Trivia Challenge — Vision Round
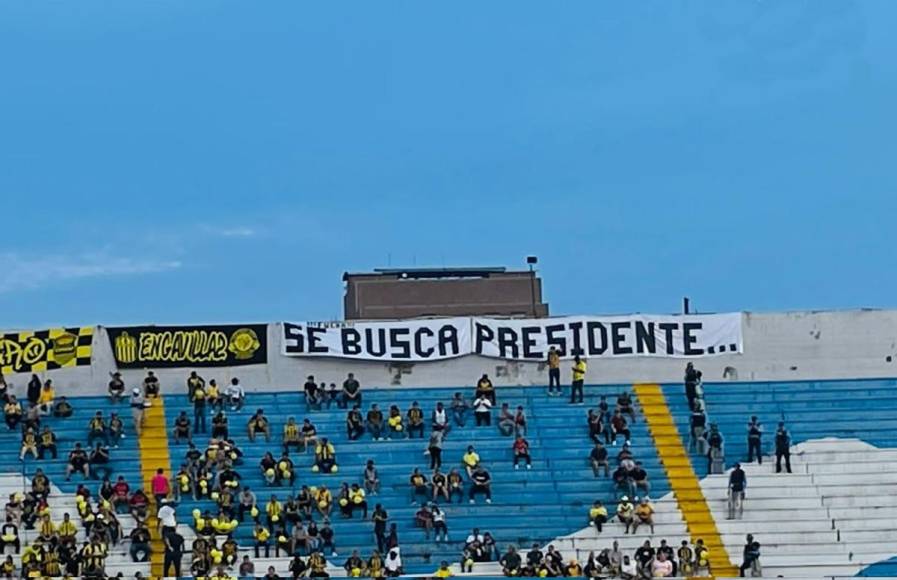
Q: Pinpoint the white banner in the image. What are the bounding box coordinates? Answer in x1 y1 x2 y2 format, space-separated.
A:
472 313 743 360
281 318 471 361
281 313 743 361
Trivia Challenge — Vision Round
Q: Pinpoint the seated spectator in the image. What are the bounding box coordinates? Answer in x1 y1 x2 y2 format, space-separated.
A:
109 412 124 448
367 404 385 441
0 516 19 555
173 412 192 444
314 438 338 474
611 411 631 446
619 555 637 579
37 380 55 414
590 442 609 478
129 488 150 523
364 459 380 496
473 394 493 427
589 500 608 532
87 412 110 447
253 522 271 558
415 503 433 538
448 468 464 503
497 403 515 435
565 559 582 576
462 446 480 477
348 483 367 519
65 444 90 481
277 452 295 486
52 396 73 418
108 372 125 403
468 466 492 504
384 547 402 578
313 486 332 517
112 476 130 512
500 546 522 576
514 406 527 436
523 544 542 575
432 468 449 502
282 417 303 452
431 504 448 542
632 461 650 496
512 436 532 469
387 405 404 439
129 522 151 562
635 540 655 577
219 378 242 411
303 375 321 410
694 539 710 575
211 411 228 440
143 371 160 398
616 391 636 423
432 402 450 434
588 409 604 443
89 443 113 481
632 498 655 534
613 464 635 498
347 405 365 440
19 428 38 461
407 402 425 439
475 374 496 405
341 373 362 409
409 468 429 504
450 392 468 427
247 409 271 442
616 496 634 534
3 396 22 430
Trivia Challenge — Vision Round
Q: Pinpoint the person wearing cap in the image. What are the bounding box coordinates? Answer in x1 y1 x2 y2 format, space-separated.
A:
130 387 146 436
108 372 125 403
728 463 747 520
631 498 655 534
616 496 634 534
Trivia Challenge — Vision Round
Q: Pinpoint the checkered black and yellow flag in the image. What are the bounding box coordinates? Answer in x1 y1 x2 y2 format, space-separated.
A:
0 327 94 374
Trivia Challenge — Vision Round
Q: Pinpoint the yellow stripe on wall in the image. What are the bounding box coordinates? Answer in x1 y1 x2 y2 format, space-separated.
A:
634 383 737 577
137 395 172 578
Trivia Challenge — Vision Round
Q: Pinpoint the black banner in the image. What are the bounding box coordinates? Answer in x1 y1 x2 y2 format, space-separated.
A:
108 324 267 368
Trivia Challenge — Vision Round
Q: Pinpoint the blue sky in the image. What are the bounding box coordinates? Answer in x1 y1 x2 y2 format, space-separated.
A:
1 1 895 327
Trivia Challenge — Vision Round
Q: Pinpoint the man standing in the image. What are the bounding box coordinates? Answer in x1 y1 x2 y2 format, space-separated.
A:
775 422 792 474
728 463 746 520
684 363 701 410
342 373 362 409
547 347 561 396
747 417 763 464
163 528 184 578
130 388 146 437
570 355 586 404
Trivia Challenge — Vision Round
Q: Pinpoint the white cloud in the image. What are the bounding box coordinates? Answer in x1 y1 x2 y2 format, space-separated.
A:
200 225 256 238
0 252 182 294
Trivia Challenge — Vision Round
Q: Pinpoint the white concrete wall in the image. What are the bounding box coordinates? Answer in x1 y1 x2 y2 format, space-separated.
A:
3 309 897 396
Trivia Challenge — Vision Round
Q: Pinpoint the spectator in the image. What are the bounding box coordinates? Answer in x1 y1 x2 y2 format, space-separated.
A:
450 393 468 427
653 552 674 577
632 461 650 496
211 410 228 439
89 442 112 480
407 402 425 439
690 400 707 453
65 444 90 481
87 412 109 447
571 355 586 404
325 382 339 408
462 446 480 477
512 436 532 469
677 541 694 577
372 504 389 553
514 406 527 436
38 426 57 460
387 405 404 440
500 546 522 576
364 460 380 495
565 559 582 576
409 469 429 505
187 371 205 399
3 396 22 430
615 391 636 423
468 466 492 504
547 346 561 395
143 371 160 398
414 503 433 538
108 372 125 403
634 540 655 577
775 422 792 474
347 406 365 440
19 428 38 460
448 468 464 504
172 411 192 444
631 498 655 534
248 409 271 442
163 529 184 577
497 403 515 435
129 522 151 562
109 412 124 447
432 402 450 434
616 496 634 534
224 378 245 411
385 547 402 577
0 373 6 403
191 381 208 434
587 409 603 443
152 468 171 504
367 404 385 441
313 438 337 474
342 373 362 408
473 394 493 427
475 374 496 405
26 375 41 407
52 396 73 418
589 500 608 532
130 388 146 437
728 463 747 520
434 560 452 578
430 504 448 542
348 483 367 519
430 468 449 502
740 535 761 577
239 555 255 578
694 539 710 576
707 423 725 474
747 416 763 464
684 362 701 411
282 417 303 452
303 375 320 411
611 411 631 446
590 441 609 477
428 430 444 470
253 522 271 557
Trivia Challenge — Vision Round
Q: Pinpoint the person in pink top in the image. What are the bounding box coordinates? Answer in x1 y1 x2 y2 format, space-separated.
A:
651 552 673 577
152 468 171 504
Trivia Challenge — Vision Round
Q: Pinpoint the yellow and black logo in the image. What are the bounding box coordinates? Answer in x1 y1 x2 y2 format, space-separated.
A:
228 328 261 360
51 333 78 365
115 332 138 364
